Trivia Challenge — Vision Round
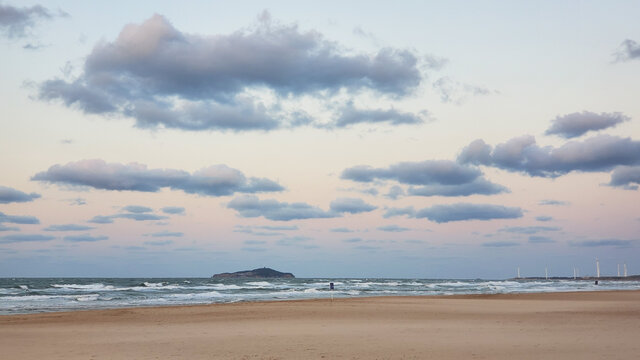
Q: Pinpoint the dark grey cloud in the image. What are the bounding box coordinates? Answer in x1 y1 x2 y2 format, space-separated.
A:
528 236 555 244
535 216 553 222
330 227 354 233
329 198 377 214
38 13 422 132
342 238 362 243
0 3 58 38
377 225 410 232
482 241 520 247
0 186 41 204
614 39 640 62
44 224 94 231
415 203 523 223
499 226 560 235
122 205 153 213
382 206 416 218
545 111 630 139
0 211 39 225
0 234 55 243
333 103 427 128
144 240 173 246
458 135 640 177
227 195 337 221
32 159 284 196
538 199 569 206
342 160 506 197
63 234 108 242
147 231 183 238
0 225 19 231
161 206 185 215
570 239 636 247
608 166 640 190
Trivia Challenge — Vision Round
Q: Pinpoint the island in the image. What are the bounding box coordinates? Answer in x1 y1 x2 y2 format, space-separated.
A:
212 267 295 279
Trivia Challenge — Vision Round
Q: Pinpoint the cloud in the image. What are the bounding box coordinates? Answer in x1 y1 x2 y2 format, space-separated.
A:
63 234 108 242
115 213 168 221
383 206 416 218
44 224 94 231
342 238 362 243
244 240 267 245
0 211 39 225
333 103 427 128
144 240 173 246
385 185 405 200
538 199 569 206
528 236 555 243
0 186 41 204
499 226 560 235
87 215 114 224
0 234 55 243
37 13 422 132
377 225 410 232
147 231 183 237
66 197 87 206
122 205 153 213
342 160 480 184
535 216 553 222
613 39 640 62
88 212 168 223
227 195 337 221
458 135 640 177
545 111 630 139
32 159 284 196
276 235 313 247
482 241 520 247
608 166 640 190
0 3 59 38
330 227 354 233
570 239 636 247
242 247 268 252
415 203 523 223
432 77 495 104
406 179 508 197
161 206 185 215
0 225 19 231
256 225 298 231
329 197 377 214
342 160 506 197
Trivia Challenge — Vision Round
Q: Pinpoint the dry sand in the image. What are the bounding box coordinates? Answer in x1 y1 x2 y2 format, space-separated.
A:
1 290 639 359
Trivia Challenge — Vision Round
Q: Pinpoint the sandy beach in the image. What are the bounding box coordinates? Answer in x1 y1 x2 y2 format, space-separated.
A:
1 290 639 359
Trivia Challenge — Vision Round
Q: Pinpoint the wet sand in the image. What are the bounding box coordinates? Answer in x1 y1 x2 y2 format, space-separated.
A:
1 290 639 359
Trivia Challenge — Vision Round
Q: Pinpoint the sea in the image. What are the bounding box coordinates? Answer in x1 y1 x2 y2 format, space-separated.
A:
2 277 640 315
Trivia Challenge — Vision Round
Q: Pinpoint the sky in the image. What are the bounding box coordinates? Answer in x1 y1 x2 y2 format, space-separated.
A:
1 0 639 278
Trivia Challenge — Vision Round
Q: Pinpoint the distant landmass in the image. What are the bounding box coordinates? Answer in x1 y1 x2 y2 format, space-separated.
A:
212 267 295 279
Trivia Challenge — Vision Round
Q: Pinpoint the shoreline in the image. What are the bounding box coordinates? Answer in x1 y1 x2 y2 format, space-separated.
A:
3 286 640 317
2 290 640 359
